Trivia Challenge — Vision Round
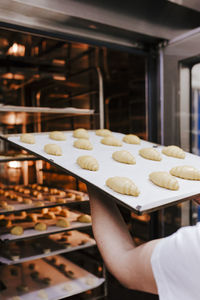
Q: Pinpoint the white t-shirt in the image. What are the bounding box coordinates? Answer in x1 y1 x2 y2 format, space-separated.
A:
151 223 200 300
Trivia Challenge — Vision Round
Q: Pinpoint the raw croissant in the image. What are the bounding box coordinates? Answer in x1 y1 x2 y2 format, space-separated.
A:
112 150 136 164
101 136 122 147
106 176 140 196
95 129 112 137
162 145 185 159
170 165 200 180
73 128 89 139
123 134 140 144
77 155 99 171
73 139 93 150
139 148 162 161
149 171 179 190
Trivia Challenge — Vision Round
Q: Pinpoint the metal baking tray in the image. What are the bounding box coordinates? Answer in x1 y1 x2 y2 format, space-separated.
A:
0 211 91 242
1 131 200 214
0 256 104 299
0 231 96 265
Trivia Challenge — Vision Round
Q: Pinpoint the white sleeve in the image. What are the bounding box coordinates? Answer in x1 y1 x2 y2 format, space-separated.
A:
151 223 200 300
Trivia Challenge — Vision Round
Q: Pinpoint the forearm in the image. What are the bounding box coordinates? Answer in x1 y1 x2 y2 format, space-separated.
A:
88 185 159 293
88 186 135 282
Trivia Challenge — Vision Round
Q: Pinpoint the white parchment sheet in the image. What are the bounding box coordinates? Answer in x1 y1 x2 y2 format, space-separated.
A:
6 131 200 213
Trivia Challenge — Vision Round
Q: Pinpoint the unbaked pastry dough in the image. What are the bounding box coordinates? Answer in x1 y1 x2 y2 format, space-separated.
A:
106 176 140 196
73 139 93 150
11 226 24 236
20 133 35 144
149 171 179 190
170 165 200 180
44 144 62 156
77 214 91 223
35 223 47 231
112 150 136 164
101 136 122 147
37 290 48 299
73 128 89 139
56 218 70 228
123 134 140 144
49 131 66 141
162 145 185 159
139 148 162 161
95 129 112 137
77 155 99 171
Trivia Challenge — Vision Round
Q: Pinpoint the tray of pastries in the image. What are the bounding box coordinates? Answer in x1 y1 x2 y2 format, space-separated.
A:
2 130 200 213
0 231 96 264
0 255 105 299
0 207 92 242
0 183 88 214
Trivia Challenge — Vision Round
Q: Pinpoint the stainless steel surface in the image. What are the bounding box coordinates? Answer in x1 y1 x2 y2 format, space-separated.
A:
0 0 200 46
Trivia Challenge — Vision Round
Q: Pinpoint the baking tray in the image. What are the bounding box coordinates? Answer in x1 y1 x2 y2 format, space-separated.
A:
1 131 200 214
0 256 104 300
0 211 92 242
0 231 96 265
0 187 88 215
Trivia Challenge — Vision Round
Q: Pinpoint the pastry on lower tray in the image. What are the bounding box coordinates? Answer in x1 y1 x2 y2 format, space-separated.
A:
59 209 69 217
42 212 56 219
35 222 47 231
0 201 8 209
44 144 62 156
24 198 32 204
149 171 179 190
16 196 23 203
26 213 38 222
49 195 56 202
106 176 140 196
56 198 67 204
50 206 62 213
34 201 44 207
12 296 22 300
10 226 24 236
56 218 70 228
0 218 12 227
77 214 91 223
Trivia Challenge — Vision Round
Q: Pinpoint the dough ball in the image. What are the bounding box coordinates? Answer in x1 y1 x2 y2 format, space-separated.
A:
56 218 70 228
11 226 24 236
77 214 91 223
95 129 112 137
44 144 62 156
170 165 200 180
35 222 47 231
49 131 66 141
73 128 89 139
139 148 162 161
20 133 35 144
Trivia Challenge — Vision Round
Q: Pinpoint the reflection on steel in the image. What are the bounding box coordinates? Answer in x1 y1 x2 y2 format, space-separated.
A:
96 67 104 129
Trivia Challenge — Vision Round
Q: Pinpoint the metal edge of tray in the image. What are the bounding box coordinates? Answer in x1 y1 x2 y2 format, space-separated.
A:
0 223 92 243
0 198 89 216
1 134 198 215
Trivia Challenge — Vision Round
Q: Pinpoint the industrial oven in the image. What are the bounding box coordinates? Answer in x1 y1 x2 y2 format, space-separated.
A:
0 1 200 299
